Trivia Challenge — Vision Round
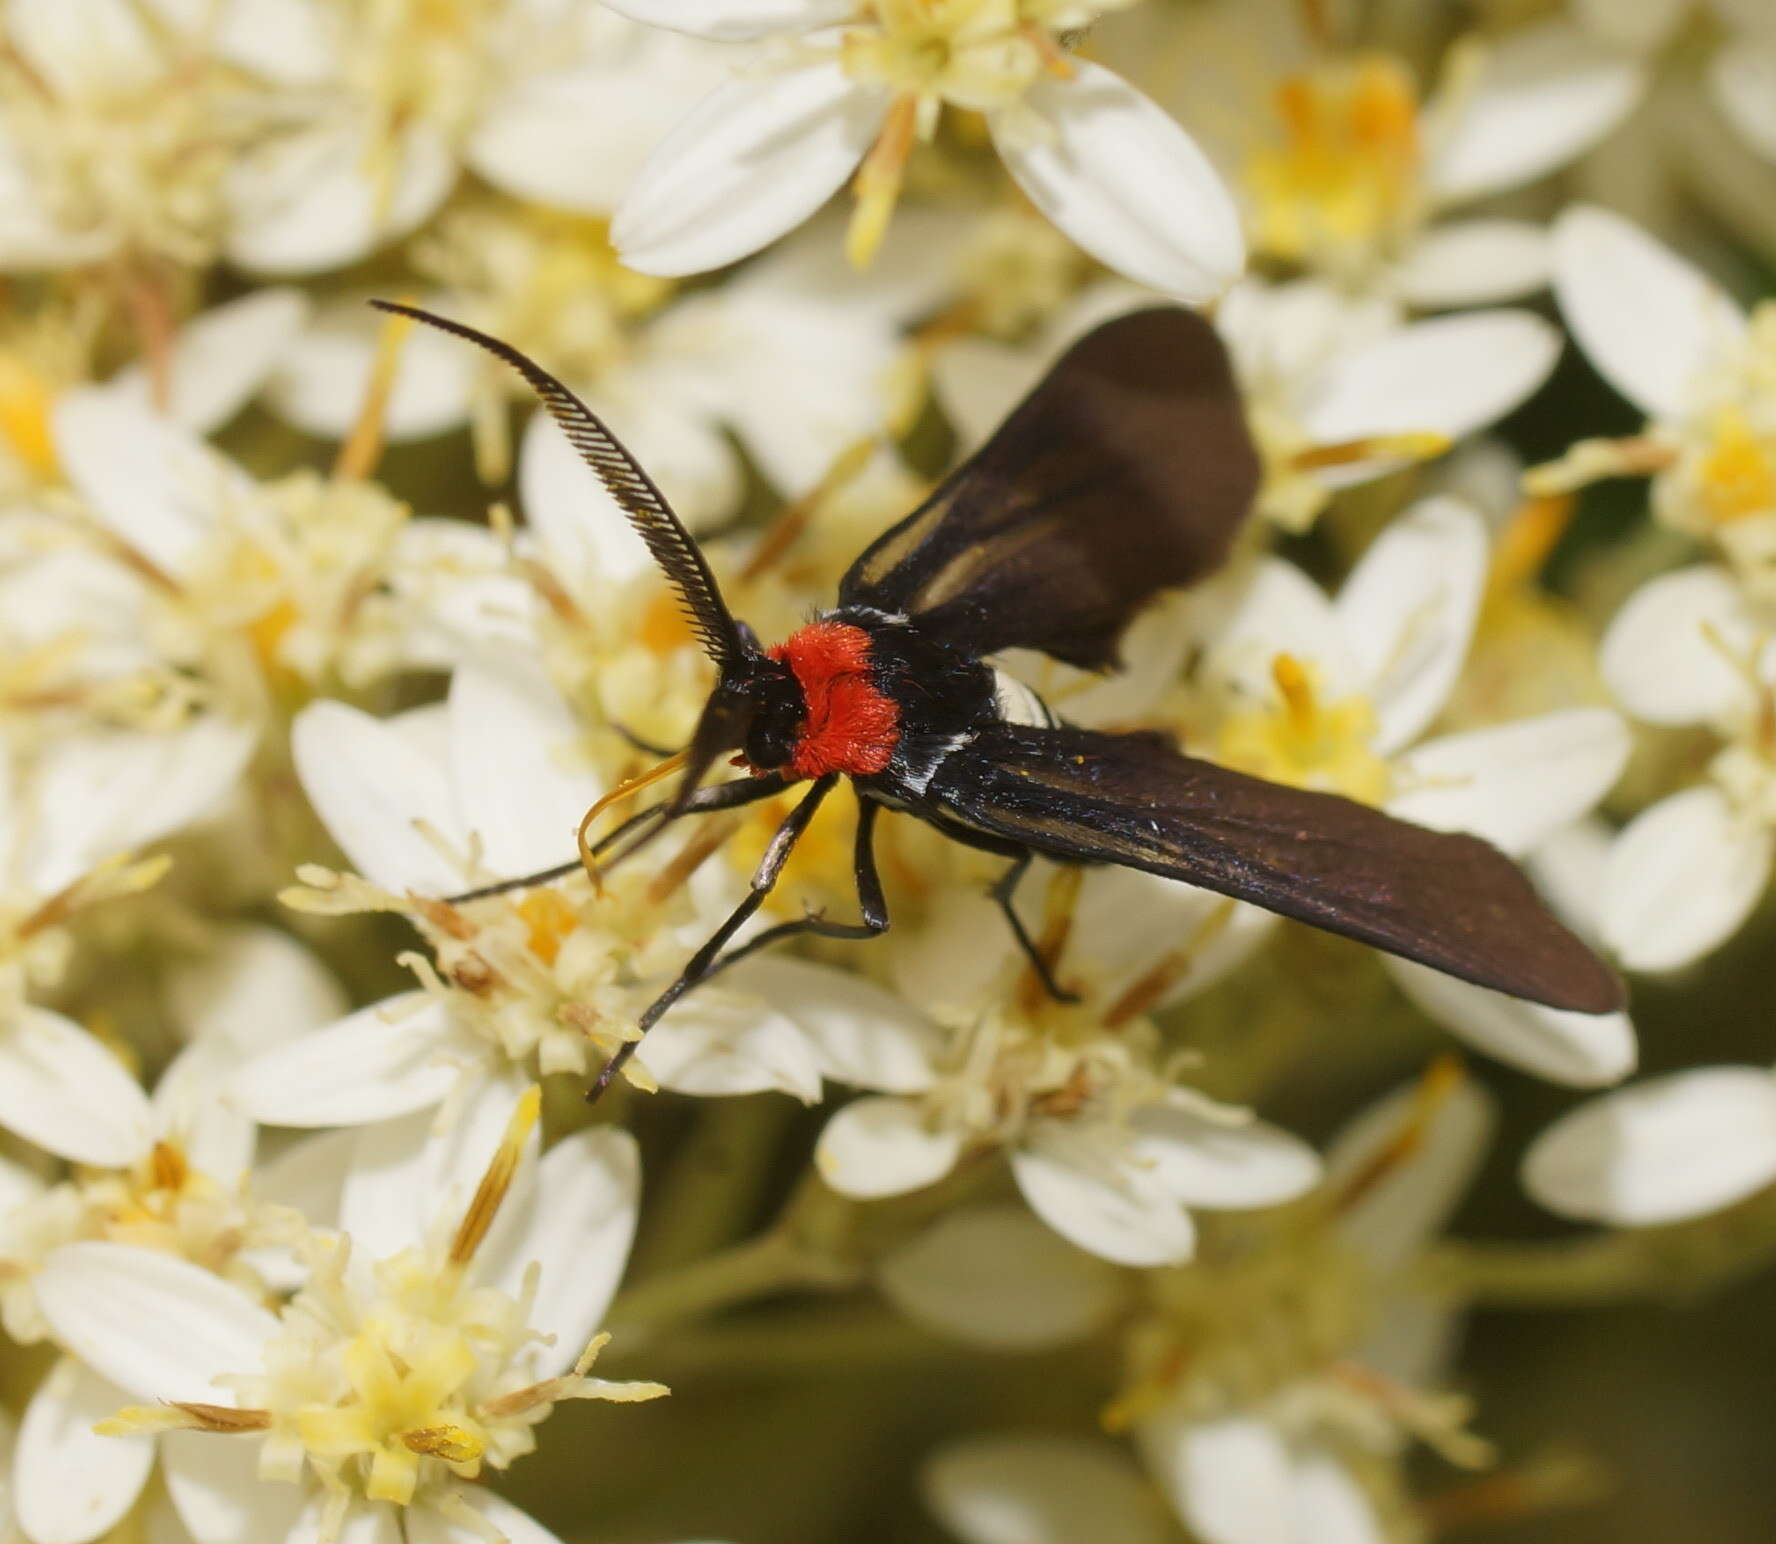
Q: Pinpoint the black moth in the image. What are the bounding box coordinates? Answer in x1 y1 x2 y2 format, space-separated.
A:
372 300 1624 1100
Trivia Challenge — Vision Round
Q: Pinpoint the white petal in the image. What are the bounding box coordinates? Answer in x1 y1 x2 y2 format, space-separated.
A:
878 1206 1124 1351
993 62 1243 302
22 719 255 894
407 1490 566 1544
1202 558 1351 703
517 389 736 583
145 0 336 83
1334 497 1486 754
1066 865 1274 1011
1602 786 1773 971
1551 205 1744 418
923 1435 1170 1544
338 1069 533 1261
1395 219 1552 308
0 126 115 268
1385 957 1636 1087
153 1043 255 1182
1010 1122 1195 1268
1527 818 1614 941
286 1497 403 1544
613 64 886 276
649 286 897 493
225 119 455 275
1139 1412 1293 1544
9 0 158 94
1710 40 1776 164
1573 0 1686 50
1387 709 1630 855
111 289 309 432
1301 312 1559 477
1130 1106 1321 1209
447 660 602 879
16 1360 154 1544
52 390 246 579
1525 1066 1776 1225
1326 1076 1496 1270
491 1127 639 1372
468 35 732 213
1599 565 1764 726
266 298 477 441
0 1008 151 1167
35 1243 277 1402
291 700 463 894
167 924 348 1055
227 994 463 1127
1428 22 1644 203
601 0 850 38
733 956 938 1093
815 1096 963 1199
162 1429 306 1544
1290 1447 1385 1544
641 986 825 1102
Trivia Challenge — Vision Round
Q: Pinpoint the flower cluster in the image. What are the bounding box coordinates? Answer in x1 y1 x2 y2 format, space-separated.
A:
2 0 1774 1541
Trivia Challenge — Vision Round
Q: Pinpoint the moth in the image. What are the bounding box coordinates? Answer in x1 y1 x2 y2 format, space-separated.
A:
372 300 1623 1098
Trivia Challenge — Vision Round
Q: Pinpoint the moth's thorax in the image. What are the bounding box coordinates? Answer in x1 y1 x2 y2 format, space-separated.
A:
763 618 901 780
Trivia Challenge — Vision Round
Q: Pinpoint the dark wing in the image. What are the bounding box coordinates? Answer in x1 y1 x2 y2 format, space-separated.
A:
925 725 1624 1014
840 306 1257 668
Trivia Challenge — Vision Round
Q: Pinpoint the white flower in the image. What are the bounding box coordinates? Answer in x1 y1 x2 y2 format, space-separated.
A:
241 660 923 1118
607 0 1245 298
924 1434 1174 1544
1536 205 1776 595
29 1086 660 1544
1188 497 1634 1083
45 378 471 731
0 721 255 1032
268 217 911 512
196 1 727 275
1524 1063 1776 1227
0 0 284 271
932 279 1562 531
1590 563 1776 970
1568 0 1776 165
813 863 1318 1267
1112 5 1642 303
1131 1071 1498 1544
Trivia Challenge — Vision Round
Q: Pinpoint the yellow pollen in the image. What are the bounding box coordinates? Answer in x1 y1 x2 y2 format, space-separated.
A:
0 354 59 479
245 599 299 672
1247 54 1423 270
146 1140 189 1194
1695 407 1776 526
1216 655 1392 804
517 888 578 966
638 590 694 656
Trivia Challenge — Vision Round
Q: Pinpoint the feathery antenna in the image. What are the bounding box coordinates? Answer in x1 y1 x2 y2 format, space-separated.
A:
368 300 745 670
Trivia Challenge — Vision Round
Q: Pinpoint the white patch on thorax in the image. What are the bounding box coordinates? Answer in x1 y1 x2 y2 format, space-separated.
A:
992 669 1056 729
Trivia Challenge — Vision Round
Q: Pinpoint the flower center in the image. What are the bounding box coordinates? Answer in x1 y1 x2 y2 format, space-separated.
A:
1246 55 1423 274
1214 654 1393 804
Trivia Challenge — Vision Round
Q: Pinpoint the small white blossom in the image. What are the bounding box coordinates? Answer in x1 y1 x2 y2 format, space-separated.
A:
607 0 1245 298
31 1087 661 1544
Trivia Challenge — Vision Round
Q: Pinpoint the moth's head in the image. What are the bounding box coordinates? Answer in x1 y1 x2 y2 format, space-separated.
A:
672 636 804 801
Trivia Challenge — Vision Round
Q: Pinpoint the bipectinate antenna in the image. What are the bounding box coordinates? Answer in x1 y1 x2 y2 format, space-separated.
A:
368 300 746 672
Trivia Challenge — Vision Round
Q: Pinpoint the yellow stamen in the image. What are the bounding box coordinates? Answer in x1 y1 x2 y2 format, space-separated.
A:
517 888 578 966
1487 494 1573 601
1695 406 1776 525
1522 435 1675 497
638 588 695 655
448 1084 541 1266
1018 865 1082 1013
0 353 59 479
1291 430 1450 470
333 299 417 483
741 436 880 584
1272 652 1317 734
1328 1054 1464 1216
847 92 920 270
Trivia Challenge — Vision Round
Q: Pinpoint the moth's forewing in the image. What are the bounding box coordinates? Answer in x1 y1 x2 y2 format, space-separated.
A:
925 724 1624 1014
840 306 1259 668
